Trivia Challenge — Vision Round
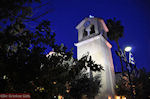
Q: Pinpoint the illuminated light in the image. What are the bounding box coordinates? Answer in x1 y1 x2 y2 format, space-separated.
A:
58 95 64 99
37 87 40 89
122 96 126 99
124 46 132 52
132 85 135 87
115 96 120 99
116 85 119 88
41 87 44 90
53 81 56 84
3 75 6 79
66 89 70 93
133 90 136 95
39 88 42 91
108 96 112 99
58 95 62 99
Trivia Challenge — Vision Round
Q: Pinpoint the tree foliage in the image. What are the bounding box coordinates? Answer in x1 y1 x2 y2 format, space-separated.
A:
0 20 55 93
106 18 124 44
0 0 40 22
0 1 103 99
106 18 124 72
115 68 150 99
0 20 103 97
70 75 101 99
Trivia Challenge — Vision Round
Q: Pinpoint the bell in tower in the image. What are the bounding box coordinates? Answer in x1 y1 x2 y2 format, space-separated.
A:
75 17 115 99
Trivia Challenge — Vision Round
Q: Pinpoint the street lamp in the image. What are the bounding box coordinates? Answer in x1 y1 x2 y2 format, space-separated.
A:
124 46 135 99
115 46 132 72
124 46 132 52
116 46 135 99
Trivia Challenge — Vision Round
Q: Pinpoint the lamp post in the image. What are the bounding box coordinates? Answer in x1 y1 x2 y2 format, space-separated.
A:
116 46 135 99
124 46 132 52
124 46 135 99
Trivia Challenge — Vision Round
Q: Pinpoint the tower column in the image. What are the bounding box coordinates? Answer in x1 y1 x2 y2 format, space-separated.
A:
86 28 91 35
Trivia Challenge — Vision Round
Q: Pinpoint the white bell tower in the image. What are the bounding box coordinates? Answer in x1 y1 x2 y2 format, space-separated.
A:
75 17 115 99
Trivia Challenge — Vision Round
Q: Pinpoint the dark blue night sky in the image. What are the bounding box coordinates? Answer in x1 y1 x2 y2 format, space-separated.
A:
38 0 150 71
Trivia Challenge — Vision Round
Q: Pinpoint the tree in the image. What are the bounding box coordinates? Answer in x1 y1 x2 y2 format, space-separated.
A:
70 75 101 99
132 69 150 99
0 0 40 22
32 48 103 99
0 1 103 99
0 0 52 29
106 18 124 72
0 1 54 93
115 68 150 99
0 20 55 93
115 72 131 99
0 18 102 99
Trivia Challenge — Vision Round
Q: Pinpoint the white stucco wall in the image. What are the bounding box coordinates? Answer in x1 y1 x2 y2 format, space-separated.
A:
75 34 115 99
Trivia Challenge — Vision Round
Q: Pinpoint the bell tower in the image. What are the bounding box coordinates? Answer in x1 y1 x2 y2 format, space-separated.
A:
75 17 115 99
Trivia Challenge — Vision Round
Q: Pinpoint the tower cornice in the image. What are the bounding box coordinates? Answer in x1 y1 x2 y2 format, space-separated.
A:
74 34 112 48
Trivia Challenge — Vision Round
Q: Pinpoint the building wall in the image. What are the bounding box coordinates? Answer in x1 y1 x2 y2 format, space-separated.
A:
75 34 115 99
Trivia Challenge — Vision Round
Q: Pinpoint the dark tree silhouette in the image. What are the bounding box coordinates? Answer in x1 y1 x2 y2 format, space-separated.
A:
106 18 124 72
0 0 40 21
0 20 55 93
115 68 150 99
0 1 103 99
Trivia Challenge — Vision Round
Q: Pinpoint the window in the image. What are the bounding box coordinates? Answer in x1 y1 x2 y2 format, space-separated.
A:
83 29 88 37
90 25 95 34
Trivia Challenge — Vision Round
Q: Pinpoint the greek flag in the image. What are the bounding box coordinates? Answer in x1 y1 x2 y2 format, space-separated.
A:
119 49 127 62
129 52 135 65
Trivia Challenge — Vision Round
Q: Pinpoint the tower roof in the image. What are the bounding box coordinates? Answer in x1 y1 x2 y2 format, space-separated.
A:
76 17 109 32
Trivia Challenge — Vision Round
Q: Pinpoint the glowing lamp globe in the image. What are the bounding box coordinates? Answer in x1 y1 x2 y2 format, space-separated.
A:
124 46 132 52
